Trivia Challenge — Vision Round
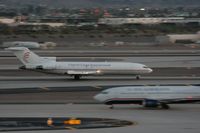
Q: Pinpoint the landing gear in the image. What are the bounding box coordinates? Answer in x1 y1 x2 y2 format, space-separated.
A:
161 104 170 109
109 105 114 109
136 75 140 80
74 75 81 80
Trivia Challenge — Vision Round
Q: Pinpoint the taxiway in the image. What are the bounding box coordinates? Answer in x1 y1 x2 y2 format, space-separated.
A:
0 46 200 133
0 104 199 133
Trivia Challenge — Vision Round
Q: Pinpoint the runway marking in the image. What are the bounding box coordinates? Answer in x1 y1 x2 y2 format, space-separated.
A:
92 86 102 89
40 87 50 91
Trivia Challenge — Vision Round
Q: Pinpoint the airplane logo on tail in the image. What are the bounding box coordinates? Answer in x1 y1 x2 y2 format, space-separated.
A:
23 50 30 63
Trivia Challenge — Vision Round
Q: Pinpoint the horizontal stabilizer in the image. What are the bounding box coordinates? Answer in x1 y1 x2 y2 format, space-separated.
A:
5 47 27 51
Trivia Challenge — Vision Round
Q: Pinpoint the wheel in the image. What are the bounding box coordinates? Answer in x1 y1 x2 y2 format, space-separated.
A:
109 105 114 109
74 75 80 80
161 104 170 109
136 75 140 80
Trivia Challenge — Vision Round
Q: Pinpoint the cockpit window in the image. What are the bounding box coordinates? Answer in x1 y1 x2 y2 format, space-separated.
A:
143 66 148 68
101 91 108 94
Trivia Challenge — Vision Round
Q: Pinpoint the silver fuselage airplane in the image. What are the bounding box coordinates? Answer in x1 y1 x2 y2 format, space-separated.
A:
94 85 200 109
6 47 152 80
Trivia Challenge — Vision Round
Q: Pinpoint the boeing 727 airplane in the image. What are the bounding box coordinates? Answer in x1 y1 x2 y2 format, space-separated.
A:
6 47 152 80
94 85 200 109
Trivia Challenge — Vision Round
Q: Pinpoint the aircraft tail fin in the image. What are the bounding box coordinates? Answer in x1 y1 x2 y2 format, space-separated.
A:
5 47 51 65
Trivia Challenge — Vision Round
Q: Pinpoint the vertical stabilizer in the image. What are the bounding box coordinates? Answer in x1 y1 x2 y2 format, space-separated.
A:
5 47 44 65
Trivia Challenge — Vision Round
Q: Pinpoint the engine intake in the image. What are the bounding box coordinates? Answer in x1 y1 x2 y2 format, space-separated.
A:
143 99 159 108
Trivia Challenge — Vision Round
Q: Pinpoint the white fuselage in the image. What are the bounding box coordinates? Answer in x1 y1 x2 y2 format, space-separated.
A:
31 61 152 75
5 47 152 78
94 86 200 105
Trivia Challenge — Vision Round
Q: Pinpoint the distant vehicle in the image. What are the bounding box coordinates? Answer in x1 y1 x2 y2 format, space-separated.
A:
6 47 152 80
94 85 200 109
2 41 56 49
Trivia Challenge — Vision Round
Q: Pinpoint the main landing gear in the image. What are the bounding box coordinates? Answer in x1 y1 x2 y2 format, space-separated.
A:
109 105 114 109
74 75 81 80
161 104 170 109
136 75 140 80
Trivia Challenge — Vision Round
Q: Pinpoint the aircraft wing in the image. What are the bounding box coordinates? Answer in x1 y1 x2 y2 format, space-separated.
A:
160 97 200 104
67 70 101 75
145 97 200 105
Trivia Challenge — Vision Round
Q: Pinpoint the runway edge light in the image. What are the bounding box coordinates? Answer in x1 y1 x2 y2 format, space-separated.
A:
64 118 81 125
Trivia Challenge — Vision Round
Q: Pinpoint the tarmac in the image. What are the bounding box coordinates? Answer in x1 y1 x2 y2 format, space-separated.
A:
0 55 200 68
0 104 200 133
0 43 200 132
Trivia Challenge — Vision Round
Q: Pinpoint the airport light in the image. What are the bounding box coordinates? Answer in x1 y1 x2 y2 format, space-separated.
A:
64 119 81 125
96 70 101 74
47 118 53 126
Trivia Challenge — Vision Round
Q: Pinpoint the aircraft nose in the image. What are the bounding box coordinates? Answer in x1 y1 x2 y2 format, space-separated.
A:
94 94 101 101
94 94 103 102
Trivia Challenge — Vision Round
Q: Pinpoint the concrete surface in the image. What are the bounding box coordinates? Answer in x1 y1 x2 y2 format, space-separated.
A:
0 104 199 133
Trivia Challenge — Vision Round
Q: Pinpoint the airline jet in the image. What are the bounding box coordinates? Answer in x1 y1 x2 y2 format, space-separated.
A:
94 85 200 109
6 47 152 80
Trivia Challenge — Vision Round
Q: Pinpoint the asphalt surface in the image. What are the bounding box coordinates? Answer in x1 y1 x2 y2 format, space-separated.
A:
0 117 133 131
1 50 200 57
1 34 200 51
0 67 199 77
1 56 200 68
0 104 199 133
0 41 200 132
1 76 199 89
0 84 200 104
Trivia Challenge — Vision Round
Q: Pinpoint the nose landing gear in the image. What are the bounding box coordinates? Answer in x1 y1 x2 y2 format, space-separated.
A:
161 104 170 109
74 75 81 80
109 105 114 109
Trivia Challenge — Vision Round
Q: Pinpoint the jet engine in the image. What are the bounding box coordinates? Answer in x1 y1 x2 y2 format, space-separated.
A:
35 64 56 70
142 99 160 108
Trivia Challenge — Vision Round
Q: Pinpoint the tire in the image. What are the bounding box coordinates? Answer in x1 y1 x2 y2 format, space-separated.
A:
161 104 170 109
74 75 80 80
136 75 140 80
